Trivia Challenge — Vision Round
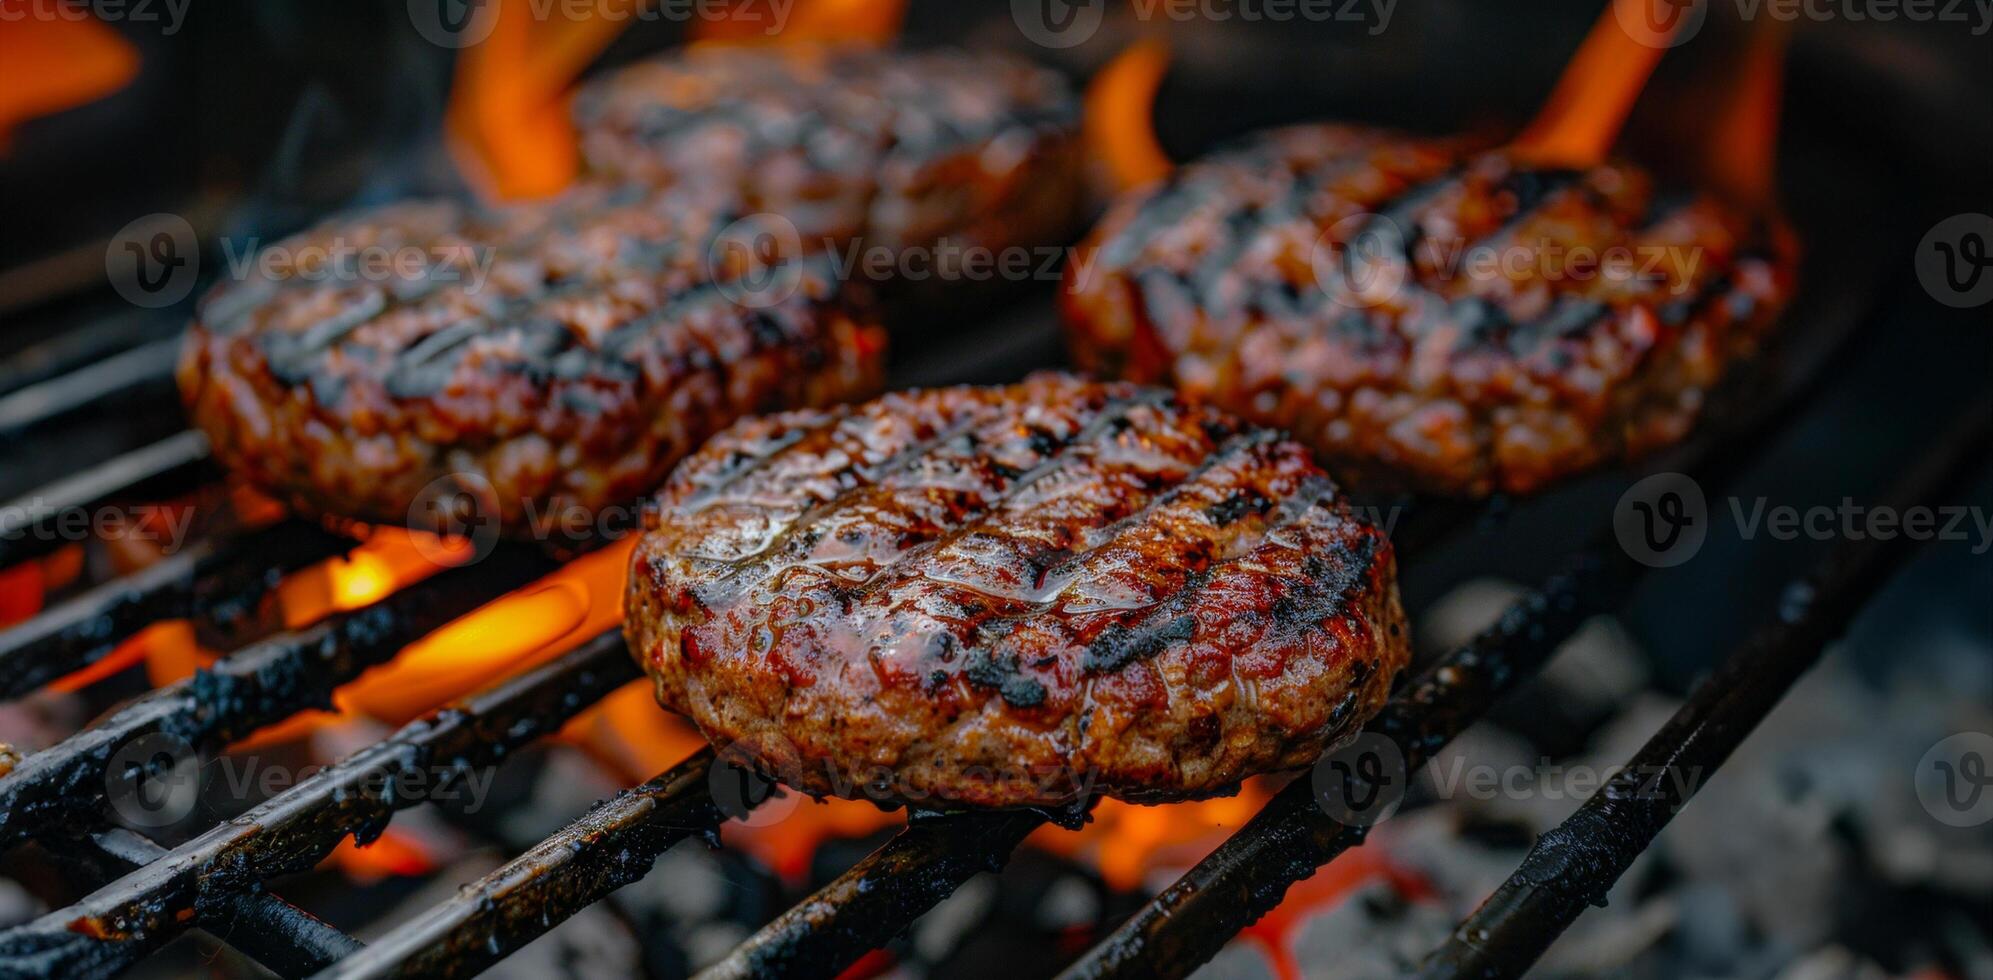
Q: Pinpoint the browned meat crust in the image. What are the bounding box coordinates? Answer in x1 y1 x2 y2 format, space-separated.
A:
1061 124 1795 496
625 374 1408 808
574 44 1086 275
179 183 886 543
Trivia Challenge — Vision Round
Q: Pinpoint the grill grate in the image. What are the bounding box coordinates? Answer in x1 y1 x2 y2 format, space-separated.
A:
0 109 1979 980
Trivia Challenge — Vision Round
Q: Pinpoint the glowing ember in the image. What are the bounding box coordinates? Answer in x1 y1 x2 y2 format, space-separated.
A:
1507 0 1686 168
0 14 138 151
560 678 708 785
277 527 470 629
1084 37 1174 193
722 797 905 886
1032 780 1273 892
333 537 632 724
1236 846 1429 980
322 828 444 882
0 562 41 628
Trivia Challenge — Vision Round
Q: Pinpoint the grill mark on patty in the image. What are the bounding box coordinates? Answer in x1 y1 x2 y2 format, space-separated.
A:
690 399 1040 604
848 390 1172 601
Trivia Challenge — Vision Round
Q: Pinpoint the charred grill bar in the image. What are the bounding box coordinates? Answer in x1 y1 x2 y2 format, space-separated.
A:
314 749 724 980
53 829 363 978
0 630 635 976
1414 398 1993 980
0 519 354 700
0 545 558 853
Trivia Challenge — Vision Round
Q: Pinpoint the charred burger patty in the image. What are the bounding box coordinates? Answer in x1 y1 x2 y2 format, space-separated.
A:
1062 124 1794 496
625 374 1408 808
574 44 1085 266
179 183 885 541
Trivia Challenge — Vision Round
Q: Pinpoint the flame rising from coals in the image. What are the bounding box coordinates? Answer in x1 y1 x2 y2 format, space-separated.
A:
446 0 909 199
1085 37 1174 194
0 13 138 152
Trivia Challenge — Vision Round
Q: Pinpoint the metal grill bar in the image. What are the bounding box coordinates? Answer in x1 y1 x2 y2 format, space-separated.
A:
0 545 557 851
701 809 1050 980
62 828 364 978
0 629 634 977
1414 399 1993 980
0 430 213 570
0 338 180 442
313 749 725 980
0 315 176 401
0 520 353 700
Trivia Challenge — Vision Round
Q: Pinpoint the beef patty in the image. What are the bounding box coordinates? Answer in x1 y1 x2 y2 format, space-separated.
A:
1062 124 1795 496
180 183 886 543
625 374 1408 808
574 44 1085 279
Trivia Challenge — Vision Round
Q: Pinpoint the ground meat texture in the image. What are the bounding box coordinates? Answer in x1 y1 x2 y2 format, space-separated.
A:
1061 124 1795 496
574 44 1085 274
624 374 1408 808
179 183 886 543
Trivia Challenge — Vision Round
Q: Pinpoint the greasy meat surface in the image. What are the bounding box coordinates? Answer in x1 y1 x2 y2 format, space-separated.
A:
180 183 885 542
1062 124 1795 496
626 375 1408 808
575 44 1085 266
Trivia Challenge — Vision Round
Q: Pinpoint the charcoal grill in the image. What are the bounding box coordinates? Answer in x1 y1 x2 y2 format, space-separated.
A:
1 3 1988 978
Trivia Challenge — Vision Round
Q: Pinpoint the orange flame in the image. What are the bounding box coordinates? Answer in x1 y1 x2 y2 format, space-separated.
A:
1084 37 1174 193
1508 0 1685 168
1704 21 1788 209
690 0 907 44
448 0 909 200
446 0 631 200
0 14 138 151
276 527 471 629
330 536 631 725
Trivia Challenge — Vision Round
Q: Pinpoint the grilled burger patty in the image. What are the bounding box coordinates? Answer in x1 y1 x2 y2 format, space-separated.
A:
625 375 1408 808
1062 124 1794 496
574 44 1085 267
180 183 886 541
